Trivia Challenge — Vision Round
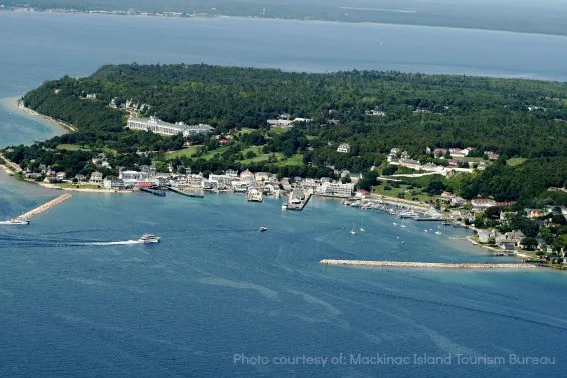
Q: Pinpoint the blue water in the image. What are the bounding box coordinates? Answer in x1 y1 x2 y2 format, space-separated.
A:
1 12 567 376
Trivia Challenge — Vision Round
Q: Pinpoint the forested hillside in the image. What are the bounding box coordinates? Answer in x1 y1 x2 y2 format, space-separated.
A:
9 64 567 204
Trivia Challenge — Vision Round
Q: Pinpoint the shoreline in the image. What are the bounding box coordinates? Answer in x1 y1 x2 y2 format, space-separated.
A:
37 182 133 193
16 99 76 132
2 8 566 40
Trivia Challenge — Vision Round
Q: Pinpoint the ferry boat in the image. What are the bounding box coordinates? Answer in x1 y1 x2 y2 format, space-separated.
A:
5 217 29 225
139 234 160 243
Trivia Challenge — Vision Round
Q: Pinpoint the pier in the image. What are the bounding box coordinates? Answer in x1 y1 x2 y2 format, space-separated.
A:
168 187 204 198
139 187 166 196
319 259 536 270
286 188 312 211
17 193 72 220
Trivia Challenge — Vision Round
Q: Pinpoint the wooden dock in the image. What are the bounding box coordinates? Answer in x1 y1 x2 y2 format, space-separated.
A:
168 187 204 198
18 193 72 220
286 192 312 211
320 259 536 270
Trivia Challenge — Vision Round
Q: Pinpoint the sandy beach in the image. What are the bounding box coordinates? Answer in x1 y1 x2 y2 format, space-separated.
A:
37 182 133 194
16 99 76 132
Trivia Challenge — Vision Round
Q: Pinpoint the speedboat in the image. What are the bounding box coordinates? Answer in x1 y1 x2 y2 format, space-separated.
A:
7 217 29 225
259 227 267 232
139 234 160 243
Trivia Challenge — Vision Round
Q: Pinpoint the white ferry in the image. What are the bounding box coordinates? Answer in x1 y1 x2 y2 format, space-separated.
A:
6 218 29 225
139 234 160 243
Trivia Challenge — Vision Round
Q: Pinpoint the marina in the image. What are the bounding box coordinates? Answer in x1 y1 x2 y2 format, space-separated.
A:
320 259 537 270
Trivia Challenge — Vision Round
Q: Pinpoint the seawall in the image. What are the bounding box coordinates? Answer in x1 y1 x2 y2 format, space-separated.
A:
320 259 536 269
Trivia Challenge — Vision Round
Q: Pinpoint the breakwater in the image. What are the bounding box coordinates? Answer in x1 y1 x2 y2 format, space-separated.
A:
18 193 72 220
319 259 536 269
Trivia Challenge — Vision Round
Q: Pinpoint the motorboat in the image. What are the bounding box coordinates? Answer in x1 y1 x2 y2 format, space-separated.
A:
259 227 267 232
139 234 160 243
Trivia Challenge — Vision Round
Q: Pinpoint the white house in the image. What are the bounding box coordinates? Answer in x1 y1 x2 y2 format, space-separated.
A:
89 171 103 184
337 143 351 153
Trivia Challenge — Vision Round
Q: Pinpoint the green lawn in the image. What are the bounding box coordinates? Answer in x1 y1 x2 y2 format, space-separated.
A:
275 153 303 167
507 157 527 166
166 145 201 158
56 144 90 151
371 183 432 202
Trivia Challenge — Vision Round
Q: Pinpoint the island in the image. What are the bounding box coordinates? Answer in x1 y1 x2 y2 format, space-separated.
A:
3 63 567 268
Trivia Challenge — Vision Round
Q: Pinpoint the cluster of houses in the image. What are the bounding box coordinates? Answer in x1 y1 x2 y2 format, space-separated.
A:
386 147 501 176
69 166 358 198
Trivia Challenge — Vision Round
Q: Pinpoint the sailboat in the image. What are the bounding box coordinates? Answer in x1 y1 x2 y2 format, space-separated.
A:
350 222 357 235
360 219 366 232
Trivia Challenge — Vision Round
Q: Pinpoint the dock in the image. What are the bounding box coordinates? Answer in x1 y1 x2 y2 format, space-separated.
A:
413 217 446 222
139 187 166 196
319 259 536 270
18 193 72 220
286 189 312 211
168 187 204 198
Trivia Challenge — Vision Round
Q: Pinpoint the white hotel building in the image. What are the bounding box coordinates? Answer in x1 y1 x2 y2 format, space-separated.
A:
127 116 213 137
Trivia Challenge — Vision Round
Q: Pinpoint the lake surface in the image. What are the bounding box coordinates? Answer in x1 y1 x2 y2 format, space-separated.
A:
1 11 567 376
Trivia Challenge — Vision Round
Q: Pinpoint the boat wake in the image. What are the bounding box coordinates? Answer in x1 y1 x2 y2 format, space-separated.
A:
84 240 143 246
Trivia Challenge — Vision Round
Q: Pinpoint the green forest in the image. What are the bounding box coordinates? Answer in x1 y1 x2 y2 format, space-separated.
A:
5 63 567 206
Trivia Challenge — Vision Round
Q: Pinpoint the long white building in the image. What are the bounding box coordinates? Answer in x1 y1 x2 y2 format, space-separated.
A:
127 116 213 136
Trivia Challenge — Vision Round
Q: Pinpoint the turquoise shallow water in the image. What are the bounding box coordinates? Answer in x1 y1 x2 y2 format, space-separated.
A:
1 12 567 376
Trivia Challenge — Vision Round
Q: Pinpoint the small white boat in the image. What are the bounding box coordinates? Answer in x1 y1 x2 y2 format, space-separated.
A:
435 231 442 235
281 204 287 210
350 222 357 235
259 226 267 232
139 234 160 243
401 225 406 228
5 217 29 225
393 222 398 226
360 219 365 232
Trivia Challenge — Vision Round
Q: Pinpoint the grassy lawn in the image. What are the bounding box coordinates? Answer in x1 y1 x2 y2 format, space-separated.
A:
166 145 201 158
56 144 90 151
371 183 432 202
507 157 527 166
275 153 303 167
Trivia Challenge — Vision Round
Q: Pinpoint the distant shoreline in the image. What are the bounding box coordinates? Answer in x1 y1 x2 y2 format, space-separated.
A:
1 8 567 39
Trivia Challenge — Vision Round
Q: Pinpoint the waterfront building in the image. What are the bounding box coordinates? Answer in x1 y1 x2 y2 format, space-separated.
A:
208 174 233 189
103 177 125 190
320 182 354 197
126 116 213 136
119 170 147 184
89 171 103 184
187 174 204 187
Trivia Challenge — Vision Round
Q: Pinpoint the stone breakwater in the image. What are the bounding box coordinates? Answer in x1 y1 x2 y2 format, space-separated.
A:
320 259 536 269
18 193 72 220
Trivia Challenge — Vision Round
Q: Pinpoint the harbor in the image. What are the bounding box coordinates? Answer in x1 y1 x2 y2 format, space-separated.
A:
320 259 537 269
